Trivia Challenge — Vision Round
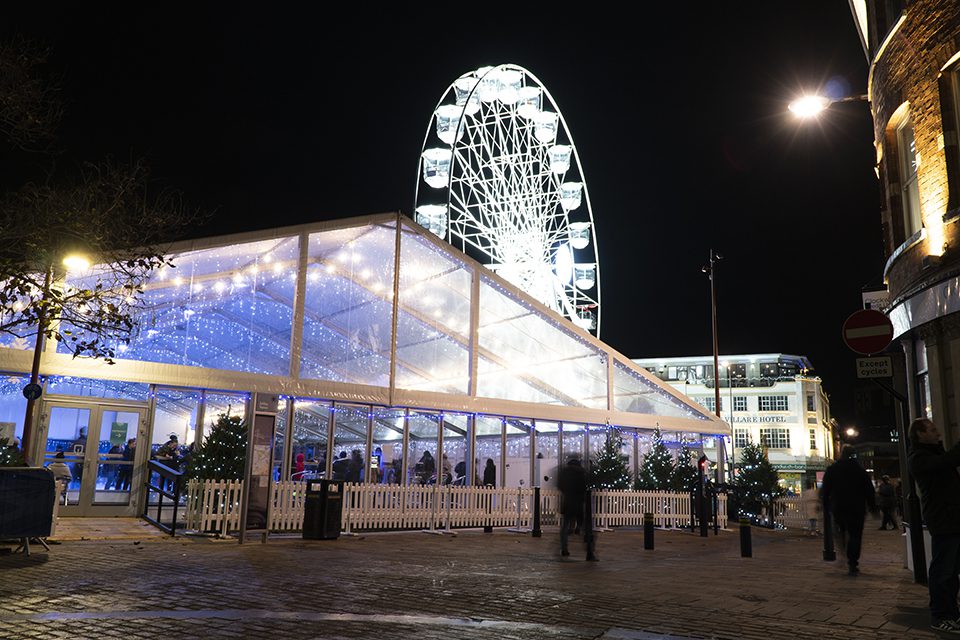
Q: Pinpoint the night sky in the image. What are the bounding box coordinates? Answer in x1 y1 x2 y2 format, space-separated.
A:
2 5 880 424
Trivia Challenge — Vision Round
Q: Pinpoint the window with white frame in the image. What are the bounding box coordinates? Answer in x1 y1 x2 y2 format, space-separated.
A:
897 116 922 237
809 428 817 450
699 396 721 412
733 396 747 412
806 394 815 412
758 395 788 411
760 427 790 449
734 428 750 448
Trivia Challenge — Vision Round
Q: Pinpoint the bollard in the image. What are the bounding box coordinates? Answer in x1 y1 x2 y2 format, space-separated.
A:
532 486 542 537
584 489 598 561
643 512 654 550
822 505 836 561
483 487 493 533
739 517 752 557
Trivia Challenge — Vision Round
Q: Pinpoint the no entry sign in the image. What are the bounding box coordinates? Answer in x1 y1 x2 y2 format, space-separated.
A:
842 309 894 355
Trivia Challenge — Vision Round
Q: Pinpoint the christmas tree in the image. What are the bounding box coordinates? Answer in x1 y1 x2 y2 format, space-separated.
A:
587 428 632 490
635 427 675 490
0 438 25 466
185 413 247 481
670 440 700 493
733 441 784 522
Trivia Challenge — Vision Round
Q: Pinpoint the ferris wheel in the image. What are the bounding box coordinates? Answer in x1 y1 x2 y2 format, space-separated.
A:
413 63 601 336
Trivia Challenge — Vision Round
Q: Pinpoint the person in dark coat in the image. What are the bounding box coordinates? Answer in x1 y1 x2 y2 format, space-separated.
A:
482 458 496 487
346 449 363 483
877 475 898 531
557 457 589 558
907 417 960 634
332 451 349 480
820 444 877 576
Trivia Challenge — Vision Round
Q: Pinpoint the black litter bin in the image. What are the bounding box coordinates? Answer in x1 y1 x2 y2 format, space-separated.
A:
303 479 343 540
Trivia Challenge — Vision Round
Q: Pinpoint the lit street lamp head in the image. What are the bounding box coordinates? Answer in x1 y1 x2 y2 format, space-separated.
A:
62 253 91 271
788 95 830 118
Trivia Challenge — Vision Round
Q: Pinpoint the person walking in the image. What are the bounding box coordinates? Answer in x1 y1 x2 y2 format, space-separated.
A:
482 458 496 487
907 417 960 635
820 444 877 576
877 475 898 531
557 457 594 559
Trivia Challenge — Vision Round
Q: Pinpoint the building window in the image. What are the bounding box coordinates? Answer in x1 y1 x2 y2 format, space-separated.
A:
699 396 721 412
733 396 747 412
806 394 815 412
809 429 817 450
758 395 788 411
807 417 817 424
897 117 922 237
760 427 790 449
734 428 750 448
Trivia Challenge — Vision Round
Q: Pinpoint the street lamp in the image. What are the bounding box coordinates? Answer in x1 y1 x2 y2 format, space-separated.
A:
788 93 869 119
21 251 91 466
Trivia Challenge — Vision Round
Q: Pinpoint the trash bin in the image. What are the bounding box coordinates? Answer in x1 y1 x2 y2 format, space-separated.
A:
303 479 343 540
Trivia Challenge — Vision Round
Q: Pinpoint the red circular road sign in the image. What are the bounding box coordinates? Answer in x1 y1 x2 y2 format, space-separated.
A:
842 309 894 355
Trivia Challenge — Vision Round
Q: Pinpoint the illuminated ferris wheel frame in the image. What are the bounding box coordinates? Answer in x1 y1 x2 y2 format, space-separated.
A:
413 63 601 336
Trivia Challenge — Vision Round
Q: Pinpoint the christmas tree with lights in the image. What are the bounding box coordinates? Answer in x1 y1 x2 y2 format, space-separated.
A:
733 441 784 522
635 427 675 490
0 438 25 466
588 428 632 490
186 413 247 480
670 440 700 493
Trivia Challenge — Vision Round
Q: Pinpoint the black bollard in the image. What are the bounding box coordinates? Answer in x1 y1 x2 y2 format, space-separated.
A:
643 512 654 550
584 489 598 561
483 488 493 533
822 506 836 561
532 486 542 537
739 517 752 557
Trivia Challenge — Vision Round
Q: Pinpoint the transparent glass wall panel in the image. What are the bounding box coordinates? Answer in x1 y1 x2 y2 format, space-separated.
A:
395 226 472 394
372 407 404 484
43 406 91 502
475 415 502 487
72 237 300 375
0 374 28 443
561 423 585 464
93 408 139 505
46 376 149 402
535 421 560 488
152 389 199 453
201 392 249 441
441 413 470 485
292 400 331 480
477 276 607 407
301 224 396 386
407 411 438 485
505 418 532 487
275 402 288 482
587 425 607 468
332 404 368 483
613 360 712 420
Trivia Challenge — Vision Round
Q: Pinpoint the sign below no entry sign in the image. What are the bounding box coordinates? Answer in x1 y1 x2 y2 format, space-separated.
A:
842 309 894 355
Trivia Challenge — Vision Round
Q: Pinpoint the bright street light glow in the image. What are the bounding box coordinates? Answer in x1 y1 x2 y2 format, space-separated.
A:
62 254 91 271
845 427 858 437
788 95 830 118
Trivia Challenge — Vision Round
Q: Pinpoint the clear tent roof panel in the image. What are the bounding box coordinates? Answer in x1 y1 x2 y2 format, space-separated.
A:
35 213 722 432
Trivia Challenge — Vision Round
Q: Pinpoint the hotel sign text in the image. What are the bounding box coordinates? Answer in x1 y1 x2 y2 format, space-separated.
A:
731 416 788 424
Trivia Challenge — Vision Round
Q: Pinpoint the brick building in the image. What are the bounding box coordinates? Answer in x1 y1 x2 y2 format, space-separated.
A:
849 1 960 441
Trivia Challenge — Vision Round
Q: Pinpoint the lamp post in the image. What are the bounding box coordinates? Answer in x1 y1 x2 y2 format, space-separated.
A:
702 249 724 478
20 252 90 466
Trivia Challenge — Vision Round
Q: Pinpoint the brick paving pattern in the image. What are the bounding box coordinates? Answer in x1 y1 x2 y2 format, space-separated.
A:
0 522 937 639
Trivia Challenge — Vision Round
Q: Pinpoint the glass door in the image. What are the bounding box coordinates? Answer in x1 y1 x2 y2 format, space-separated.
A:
39 401 145 516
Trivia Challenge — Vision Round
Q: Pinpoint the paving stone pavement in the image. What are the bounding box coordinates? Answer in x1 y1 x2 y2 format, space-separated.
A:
0 521 938 639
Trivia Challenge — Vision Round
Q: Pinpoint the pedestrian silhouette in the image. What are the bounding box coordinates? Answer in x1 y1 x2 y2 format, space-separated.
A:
557 457 595 560
877 475 898 531
820 444 877 576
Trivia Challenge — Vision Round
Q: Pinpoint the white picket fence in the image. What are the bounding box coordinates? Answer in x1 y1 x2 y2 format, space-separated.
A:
185 480 727 535
777 496 807 530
